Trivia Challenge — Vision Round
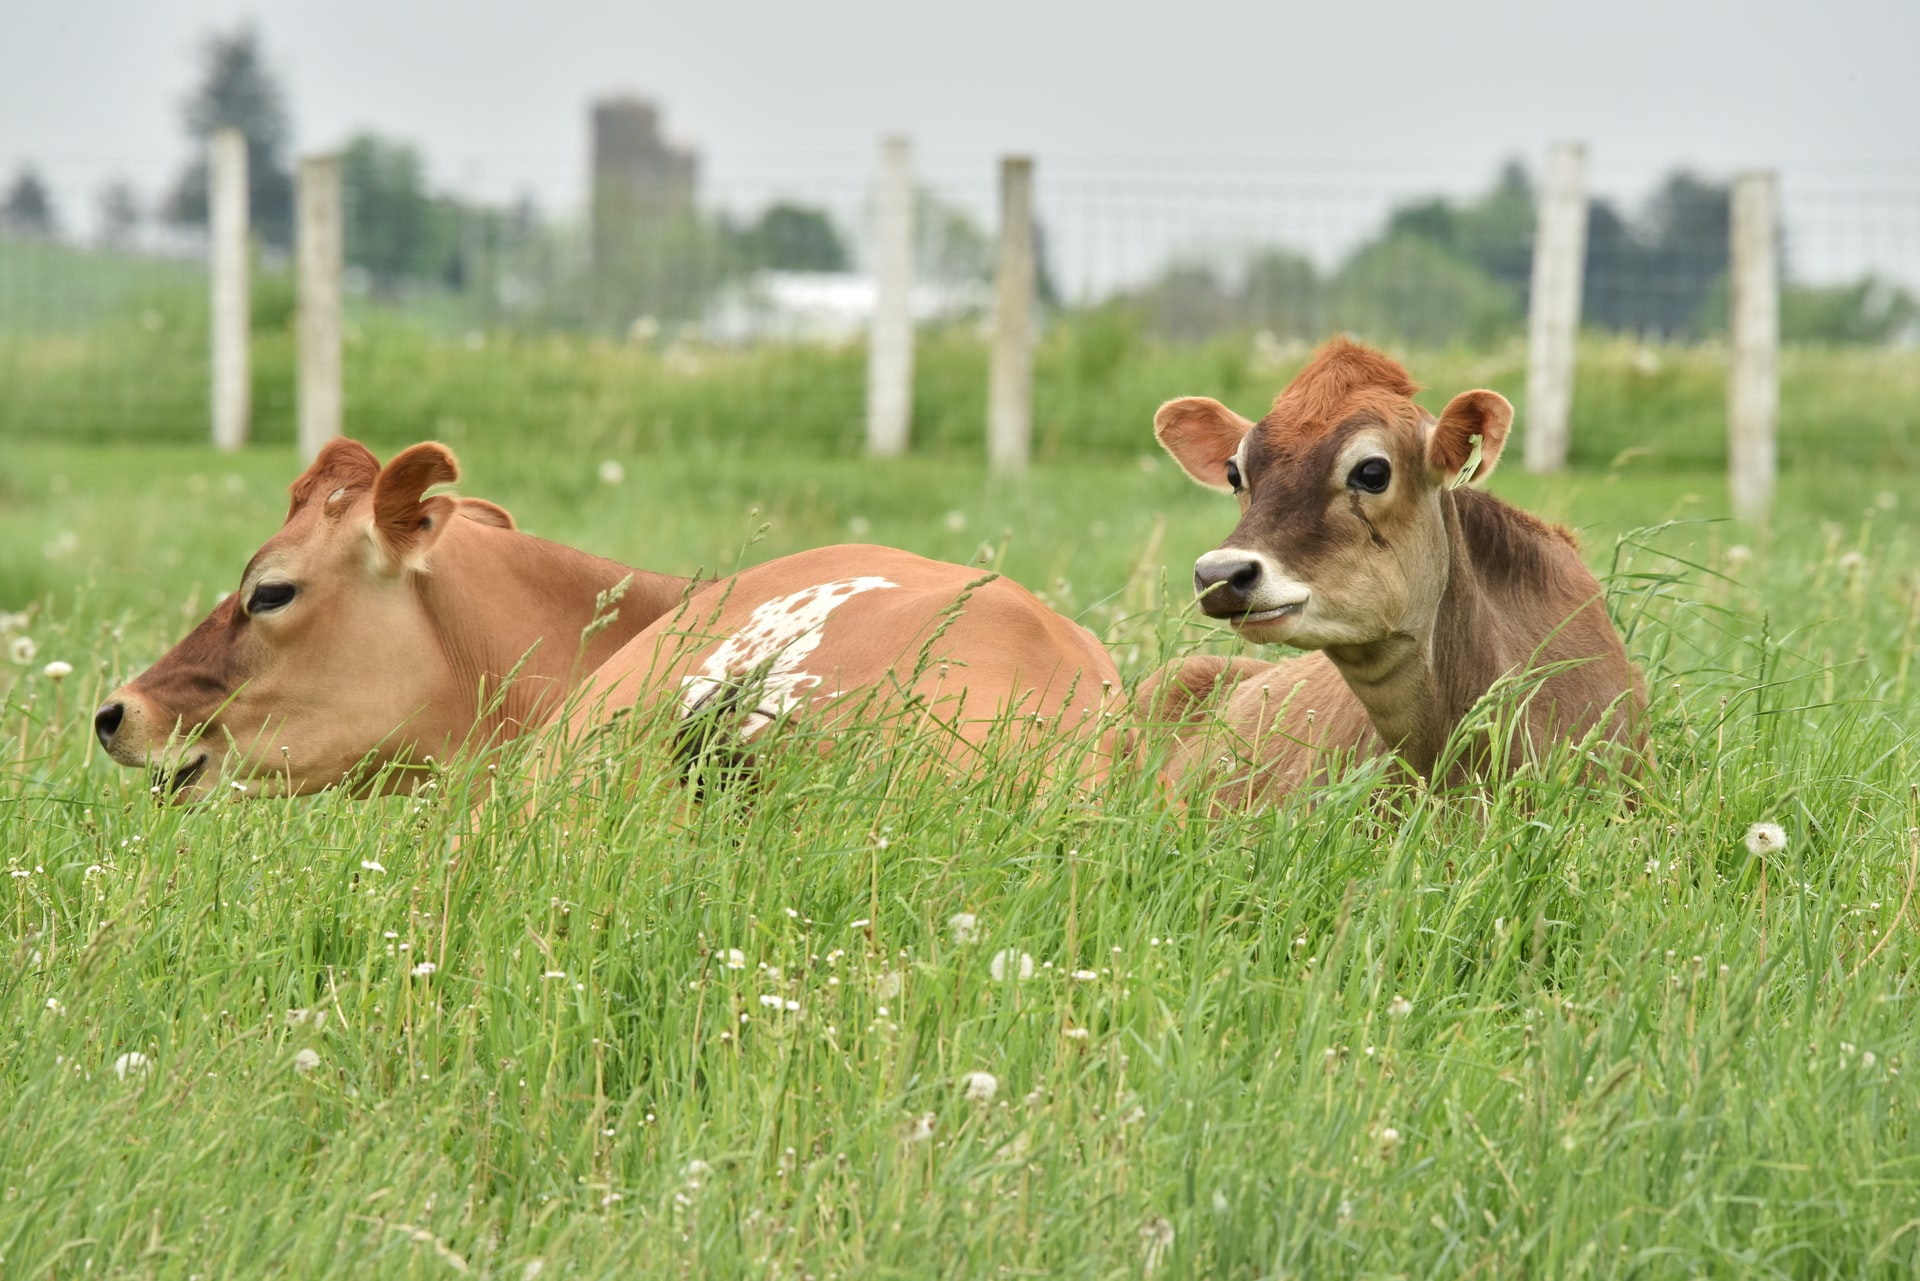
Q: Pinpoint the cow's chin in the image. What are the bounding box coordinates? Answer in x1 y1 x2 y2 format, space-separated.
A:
148 747 303 803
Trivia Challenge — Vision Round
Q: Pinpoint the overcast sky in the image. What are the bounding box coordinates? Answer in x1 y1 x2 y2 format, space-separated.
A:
5 0 1917 281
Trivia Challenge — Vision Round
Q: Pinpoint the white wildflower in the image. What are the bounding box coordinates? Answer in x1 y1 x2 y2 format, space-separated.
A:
948 911 978 945
906 1112 936 1143
758 993 786 1008
1378 1125 1402 1157
9 635 36 666
45 997 64 1015
411 961 437 977
990 950 1034 982
1744 822 1787 858
597 459 626 486
360 859 386 874
723 948 746 970
42 660 73 681
1071 969 1100 982
542 970 567 980
292 1047 322 1074
962 1070 998 1103
1140 1215 1175 1275
114 1051 151 1081
1388 995 1413 1018
1063 1026 1090 1042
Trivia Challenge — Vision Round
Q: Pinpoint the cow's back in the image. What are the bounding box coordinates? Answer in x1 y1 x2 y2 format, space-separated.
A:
556 545 1121 781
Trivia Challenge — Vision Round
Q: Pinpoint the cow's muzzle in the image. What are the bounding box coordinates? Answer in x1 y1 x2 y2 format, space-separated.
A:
1193 548 1311 623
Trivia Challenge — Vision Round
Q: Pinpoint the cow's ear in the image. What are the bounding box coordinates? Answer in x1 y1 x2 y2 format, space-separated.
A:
458 498 516 530
1155 397 1253 493
288 437 380 521
370 443 460 570
1426 389 1513 486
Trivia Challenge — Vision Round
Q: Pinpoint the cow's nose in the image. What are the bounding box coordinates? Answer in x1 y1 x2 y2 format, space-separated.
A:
94 702 125 750
1194 555 1263 615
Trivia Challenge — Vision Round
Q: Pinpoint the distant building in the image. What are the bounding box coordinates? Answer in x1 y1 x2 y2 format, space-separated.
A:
590 95 698 266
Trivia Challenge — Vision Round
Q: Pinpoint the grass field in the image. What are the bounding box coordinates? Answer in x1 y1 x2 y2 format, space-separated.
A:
4 362 1920 1275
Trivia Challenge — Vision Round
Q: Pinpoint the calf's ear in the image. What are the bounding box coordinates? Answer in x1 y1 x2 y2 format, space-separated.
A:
458 498 517 530
370 442 461 570
1155 397 1253 493
1426 390 1513 486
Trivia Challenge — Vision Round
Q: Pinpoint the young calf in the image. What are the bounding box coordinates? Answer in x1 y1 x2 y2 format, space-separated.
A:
1137 338 1642 804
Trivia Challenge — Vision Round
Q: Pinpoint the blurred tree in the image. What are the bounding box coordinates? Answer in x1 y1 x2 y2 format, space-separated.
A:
1135 261 1238 341
95 179 141 248
1781 277 1918 344
339 132 461 291
1242 249 1322 339
734 202 848 272
916 190 994 284
1 166 58 236
1636 171 1730 338
1328 234 1522 346
162 24 296 248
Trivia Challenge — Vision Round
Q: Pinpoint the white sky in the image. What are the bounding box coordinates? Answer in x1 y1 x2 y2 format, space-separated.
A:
4 0 1917 285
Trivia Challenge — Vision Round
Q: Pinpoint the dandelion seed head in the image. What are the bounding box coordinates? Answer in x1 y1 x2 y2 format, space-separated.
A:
292 1048 322 1074
962 1070 998 1103
1744 822 1787 858
1388 995 1413 1018
10 635 38 666
948 911 978 945
990 950 1034 982
41 660 72 681
114 1051 151 1081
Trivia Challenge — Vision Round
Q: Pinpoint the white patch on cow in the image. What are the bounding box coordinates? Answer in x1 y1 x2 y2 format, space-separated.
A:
680 576 897 737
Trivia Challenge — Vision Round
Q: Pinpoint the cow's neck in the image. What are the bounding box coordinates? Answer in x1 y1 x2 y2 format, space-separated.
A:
1323 491 1506 778
420 525 693 740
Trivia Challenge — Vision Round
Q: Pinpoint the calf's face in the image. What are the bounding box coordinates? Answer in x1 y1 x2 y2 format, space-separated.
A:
1156 350 1512 651
94 440 508 800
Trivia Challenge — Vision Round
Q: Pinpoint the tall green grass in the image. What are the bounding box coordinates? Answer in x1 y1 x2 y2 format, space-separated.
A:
5 294 1919 476
3 442 1918 1275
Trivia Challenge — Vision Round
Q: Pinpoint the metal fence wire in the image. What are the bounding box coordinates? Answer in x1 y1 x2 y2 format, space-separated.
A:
1 155 1916 465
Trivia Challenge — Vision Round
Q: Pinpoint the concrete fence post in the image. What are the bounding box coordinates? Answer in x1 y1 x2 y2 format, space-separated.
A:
1728 170 1779 522
866 134 915 458
297 153 343 464
209 127 250 452
988 155 1035 473
1524 140 1589 473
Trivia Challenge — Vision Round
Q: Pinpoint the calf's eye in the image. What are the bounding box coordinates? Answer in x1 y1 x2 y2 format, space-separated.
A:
1348 457 1391 494
1225 459 1243 492
248 582 297 614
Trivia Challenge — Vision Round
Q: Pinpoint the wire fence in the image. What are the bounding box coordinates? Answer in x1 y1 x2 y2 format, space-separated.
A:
2 155 1917 465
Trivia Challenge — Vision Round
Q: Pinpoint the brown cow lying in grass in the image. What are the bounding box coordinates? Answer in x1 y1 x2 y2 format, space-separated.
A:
94 439 1121 801
1136 337 1644 805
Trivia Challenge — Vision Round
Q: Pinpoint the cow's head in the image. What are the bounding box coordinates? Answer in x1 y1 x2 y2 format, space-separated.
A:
1155 336 1512 650
94 439 517 800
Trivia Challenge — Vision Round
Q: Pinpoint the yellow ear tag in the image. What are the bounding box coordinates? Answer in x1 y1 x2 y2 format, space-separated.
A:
1451 434 1484 489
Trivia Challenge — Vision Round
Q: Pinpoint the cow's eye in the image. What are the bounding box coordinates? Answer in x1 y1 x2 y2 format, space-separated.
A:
248 582 297 614
1225 459 1243 492
1347 457 1391 494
